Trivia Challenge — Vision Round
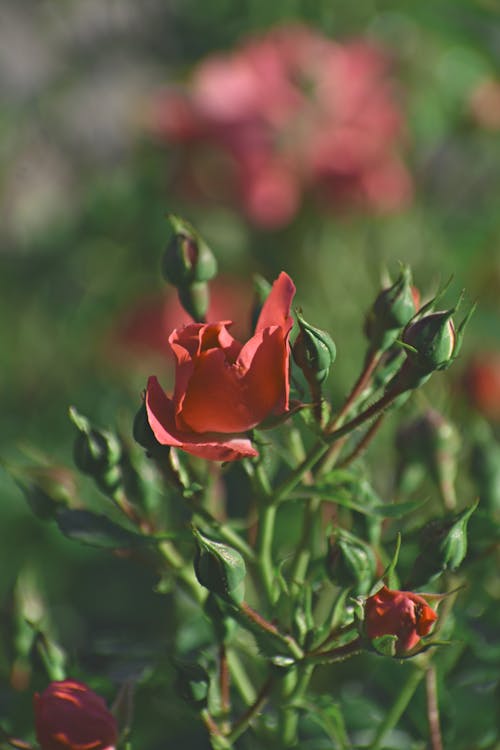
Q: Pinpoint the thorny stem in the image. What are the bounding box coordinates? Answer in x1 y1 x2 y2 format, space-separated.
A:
226 676 275 744
337 413 386 469
426 665 443 750
219 644 231 732
328 348 383 432
273 388 402 505
239 602 304 660
319 348 383 472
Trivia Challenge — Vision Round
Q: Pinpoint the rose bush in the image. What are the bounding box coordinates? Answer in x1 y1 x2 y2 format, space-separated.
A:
145 271 295 461
364 585 438 654
34 680 118 750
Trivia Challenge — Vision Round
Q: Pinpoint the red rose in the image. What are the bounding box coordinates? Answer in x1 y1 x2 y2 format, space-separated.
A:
364 585 438 654
34 680 118 750
146 271 295 461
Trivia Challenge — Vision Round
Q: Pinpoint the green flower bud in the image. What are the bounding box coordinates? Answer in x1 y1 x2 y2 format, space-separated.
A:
193 529 246 606
69 407 122 491
408 501 478 587
292 312 336 385
326 528 377 596
162 215 217 287
178 281 210 322
364 266 417 351
402 310 456 373
175 660 210 710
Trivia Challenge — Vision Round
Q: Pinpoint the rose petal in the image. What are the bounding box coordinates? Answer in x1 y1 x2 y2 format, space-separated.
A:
238 326 290 417
255 271 295 333
145 376 257 461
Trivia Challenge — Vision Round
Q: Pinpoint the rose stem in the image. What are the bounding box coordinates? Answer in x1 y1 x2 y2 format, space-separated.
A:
336 413 386 469
426 665 443 750
253 462 278 606
273 388 401 505
368 665 425 750
219 643 231 733
226 675 274 744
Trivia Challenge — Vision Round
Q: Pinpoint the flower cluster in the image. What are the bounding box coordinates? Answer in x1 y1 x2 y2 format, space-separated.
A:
151 25 413 227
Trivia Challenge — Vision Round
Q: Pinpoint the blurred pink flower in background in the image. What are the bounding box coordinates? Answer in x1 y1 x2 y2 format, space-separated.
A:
462 352 500 421
107 275 254 366
150 25 413 227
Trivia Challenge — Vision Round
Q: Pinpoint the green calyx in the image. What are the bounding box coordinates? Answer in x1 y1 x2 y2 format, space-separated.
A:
193 528 246 605
69 407 122 487
293 311 336 385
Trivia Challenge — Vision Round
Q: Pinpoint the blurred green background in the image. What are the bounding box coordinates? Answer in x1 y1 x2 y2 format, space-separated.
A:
1 0 500 746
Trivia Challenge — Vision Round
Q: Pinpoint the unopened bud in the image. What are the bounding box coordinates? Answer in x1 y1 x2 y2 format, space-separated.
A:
293 312 336 385
407 501 478 587
69 407 122 492
162 215 217 287
364 266 417 351
326 528 376 595
403 311 456 373
193 529 246 606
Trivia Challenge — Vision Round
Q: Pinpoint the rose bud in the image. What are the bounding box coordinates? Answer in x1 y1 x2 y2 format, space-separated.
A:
364 585 438 656
161 215 217 288
407 501 478 587
388 299 475 395
293 312 336 386
34 679 118 750
364 266 417 352
193 528 246 606
145 271 295 461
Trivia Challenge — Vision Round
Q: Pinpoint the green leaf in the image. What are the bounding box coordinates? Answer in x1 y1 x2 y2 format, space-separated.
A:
56 508 150 549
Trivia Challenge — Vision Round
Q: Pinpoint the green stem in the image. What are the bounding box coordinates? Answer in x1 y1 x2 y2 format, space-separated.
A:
256 503 278 605
368 666 425 750
226 676 274 744
158 540 205 604
289 495 321 588
273 389 400 505
226 649 257 706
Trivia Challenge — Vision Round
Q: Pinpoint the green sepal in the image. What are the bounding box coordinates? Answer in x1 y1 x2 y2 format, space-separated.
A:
371 634 398 657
